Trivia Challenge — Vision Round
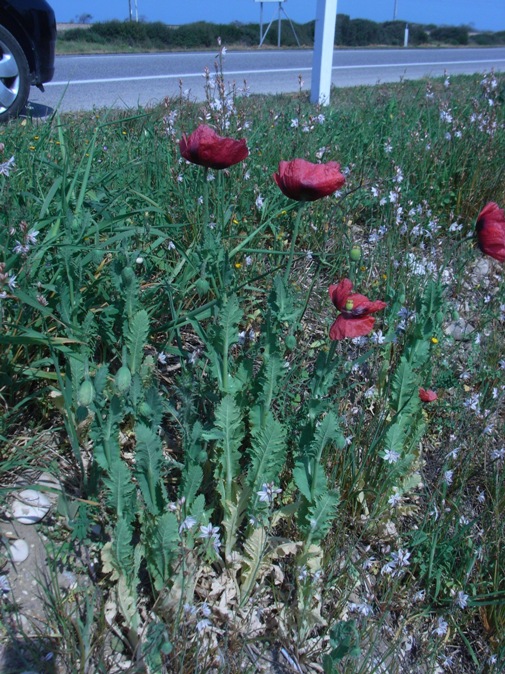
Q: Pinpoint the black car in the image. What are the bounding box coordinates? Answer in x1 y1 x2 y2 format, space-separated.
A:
0 0 56 121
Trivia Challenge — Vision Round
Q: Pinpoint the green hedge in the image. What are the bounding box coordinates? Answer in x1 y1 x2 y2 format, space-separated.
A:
58 17 505 50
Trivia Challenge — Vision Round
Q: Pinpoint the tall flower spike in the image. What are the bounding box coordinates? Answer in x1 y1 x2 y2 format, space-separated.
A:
476 202 505 263
273 158 345 201
179 124 249 170
329 279 386 340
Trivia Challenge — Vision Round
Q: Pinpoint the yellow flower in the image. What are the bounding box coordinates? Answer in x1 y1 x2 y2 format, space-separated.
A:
234 262 242 269
431 337 439 344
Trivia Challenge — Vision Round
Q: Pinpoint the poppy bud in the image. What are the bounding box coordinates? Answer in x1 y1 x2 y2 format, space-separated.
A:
285 334 297 350
195 278 210 296
350 245 362 262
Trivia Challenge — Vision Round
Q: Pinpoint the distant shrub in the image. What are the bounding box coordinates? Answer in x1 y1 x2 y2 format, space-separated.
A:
429 26 469 45
344 18 380 46
378 21 405 46
470 31 505 46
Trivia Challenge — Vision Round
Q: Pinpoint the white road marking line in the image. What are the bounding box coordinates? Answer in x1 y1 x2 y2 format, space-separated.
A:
46 59 504 87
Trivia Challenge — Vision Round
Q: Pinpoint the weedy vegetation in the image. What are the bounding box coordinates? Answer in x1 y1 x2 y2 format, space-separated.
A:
0 47 504 674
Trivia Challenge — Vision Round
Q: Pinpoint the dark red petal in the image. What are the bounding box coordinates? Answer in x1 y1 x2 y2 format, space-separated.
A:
179 125 248 169
274 158 345 201
329 279 353 310
329 315 375 340
476 202 505 263
419 387 438 402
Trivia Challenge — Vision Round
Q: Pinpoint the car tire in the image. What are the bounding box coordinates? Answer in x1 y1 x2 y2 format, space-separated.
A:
0 25 31 122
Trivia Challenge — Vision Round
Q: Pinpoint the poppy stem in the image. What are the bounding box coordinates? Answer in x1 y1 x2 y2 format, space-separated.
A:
327 338 338 365
284 201 306 284
202 167 209 226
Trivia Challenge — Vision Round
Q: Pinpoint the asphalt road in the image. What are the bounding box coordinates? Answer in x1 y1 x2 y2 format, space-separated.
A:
27 47 505 115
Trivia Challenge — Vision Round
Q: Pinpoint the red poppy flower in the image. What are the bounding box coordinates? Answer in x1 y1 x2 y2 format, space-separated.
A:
273 158 345 201
476 202 505 263
179 124 249 170
329 279 386 340
419 388 438 403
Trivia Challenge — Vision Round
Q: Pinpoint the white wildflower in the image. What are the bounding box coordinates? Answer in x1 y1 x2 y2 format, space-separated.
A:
348 601 373 616
200 602 212 617
491 448 505 461
388 490 402 507
196 618 211 633
370 330 385 345
383 449 400 464
454 590 469 609
444 470 454 486
199 523 220 539
26 230 39 245
179 516 197 533
0 156 15 176
433 616 448 636
257 482 282 504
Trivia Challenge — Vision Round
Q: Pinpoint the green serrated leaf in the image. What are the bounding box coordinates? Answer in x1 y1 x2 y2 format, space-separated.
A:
134 422 166 515
127 309 149 374
294 460 328 503
202 395 244 506
247 412 287 499
181 464 203 507
307 412 344 463
304 489 340 542
218 294 243 347
146 511 179 590
391 357 417 413
383 421 407 454
103 459 136 522
240 526 267 604
112 517 135 579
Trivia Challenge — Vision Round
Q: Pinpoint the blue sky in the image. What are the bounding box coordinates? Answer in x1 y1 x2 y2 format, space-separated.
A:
52 0 505 32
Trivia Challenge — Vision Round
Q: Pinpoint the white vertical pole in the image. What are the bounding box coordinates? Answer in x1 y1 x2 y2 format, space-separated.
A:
310 0 338 105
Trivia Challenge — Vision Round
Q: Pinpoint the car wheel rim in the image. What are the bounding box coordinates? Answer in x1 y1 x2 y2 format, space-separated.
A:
0 40 21 114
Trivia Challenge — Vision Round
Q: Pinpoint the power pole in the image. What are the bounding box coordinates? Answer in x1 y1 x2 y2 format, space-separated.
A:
393 0 398 20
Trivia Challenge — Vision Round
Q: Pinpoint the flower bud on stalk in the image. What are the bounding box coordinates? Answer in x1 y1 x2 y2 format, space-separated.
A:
350 245 362 262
